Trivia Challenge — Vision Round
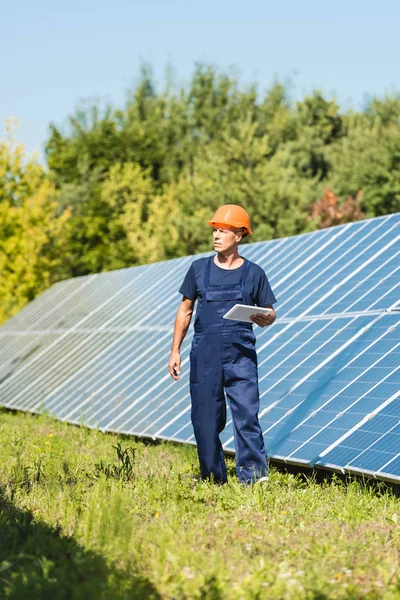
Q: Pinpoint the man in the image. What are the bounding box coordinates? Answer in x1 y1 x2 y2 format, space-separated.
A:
168 204 277 484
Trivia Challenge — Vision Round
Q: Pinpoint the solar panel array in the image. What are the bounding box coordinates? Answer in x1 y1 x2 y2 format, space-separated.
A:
0 213 399 483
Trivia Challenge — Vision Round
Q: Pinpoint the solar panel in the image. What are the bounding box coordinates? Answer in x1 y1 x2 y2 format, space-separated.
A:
0 213 399 484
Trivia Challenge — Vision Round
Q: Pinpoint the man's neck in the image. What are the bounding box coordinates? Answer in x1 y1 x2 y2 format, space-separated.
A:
214 247 244 270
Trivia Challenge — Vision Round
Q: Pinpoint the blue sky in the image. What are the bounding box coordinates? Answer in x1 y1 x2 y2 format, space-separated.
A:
2 0 399 158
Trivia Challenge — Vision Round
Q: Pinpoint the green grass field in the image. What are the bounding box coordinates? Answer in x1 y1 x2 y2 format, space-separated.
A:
0 409 399 599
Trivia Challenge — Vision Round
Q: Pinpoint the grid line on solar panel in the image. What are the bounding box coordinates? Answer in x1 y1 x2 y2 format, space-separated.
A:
274 309 395 324
0 326 174 334
243 227 325 273
248 230 348 308
0 259 190 406
155 404 193 437
279 318 399 423
266 223 355 289
225 313 399 449
0 278 96 364
34 262 196 414
0 267 151 390
5 274 193 412
3 332 128 409
318 417 400 475
19 278 95 328
379 452 400 474
46 268 149 331
309 257 400 316
32 330 174 416
248 226 363 299
347 423 400 469
60 335 178 425
107 265 193 329
1 331 123 406
79 265 180 330
314 389 400 465
321 258 400 316
116 360 191 429
253 226 347 287
271 218 398 319
130 390 191 436
241 236 286 264
318 457 400 482
0 276 92 332
53 333 183 422
269 344 400 461
256 275 398 369
302 231 400 316
259 220 374 314
100 357 191 431
0 334 61 388
67 265 169 330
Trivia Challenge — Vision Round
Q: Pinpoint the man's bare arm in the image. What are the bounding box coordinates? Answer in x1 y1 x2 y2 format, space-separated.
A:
168 297 195 380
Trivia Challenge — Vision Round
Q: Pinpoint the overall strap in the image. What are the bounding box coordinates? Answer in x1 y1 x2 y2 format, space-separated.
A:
204 256 213 286
239 258 251 285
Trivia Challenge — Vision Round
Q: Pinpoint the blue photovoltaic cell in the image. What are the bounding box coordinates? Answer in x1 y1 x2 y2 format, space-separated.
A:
0 213 399 483
319 396 400 474
260 315 399 458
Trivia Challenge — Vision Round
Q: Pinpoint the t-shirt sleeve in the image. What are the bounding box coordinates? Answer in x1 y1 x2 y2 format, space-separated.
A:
255 269 277 306
178 263 198 301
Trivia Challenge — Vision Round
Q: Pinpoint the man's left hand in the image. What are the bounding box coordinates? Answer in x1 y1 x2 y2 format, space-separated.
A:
250 308 276 328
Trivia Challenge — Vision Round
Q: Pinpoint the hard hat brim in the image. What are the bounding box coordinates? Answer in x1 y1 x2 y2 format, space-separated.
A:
207 220 252 235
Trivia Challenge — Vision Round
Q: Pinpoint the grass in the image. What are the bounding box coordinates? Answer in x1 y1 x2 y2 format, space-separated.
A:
0 410 399 599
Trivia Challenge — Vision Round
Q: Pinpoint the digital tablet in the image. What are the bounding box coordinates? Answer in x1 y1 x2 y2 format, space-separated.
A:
223 304 272 323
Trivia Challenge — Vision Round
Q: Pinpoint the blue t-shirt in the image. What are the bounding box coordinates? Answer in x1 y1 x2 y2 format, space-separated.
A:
179 257 277 307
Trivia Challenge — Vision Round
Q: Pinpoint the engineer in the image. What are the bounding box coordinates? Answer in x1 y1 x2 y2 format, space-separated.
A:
168 205 277 484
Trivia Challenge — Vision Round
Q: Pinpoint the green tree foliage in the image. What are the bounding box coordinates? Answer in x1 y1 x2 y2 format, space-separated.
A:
324 109 400 216
0 122 70 323
0 118 45 207
101 161 175 264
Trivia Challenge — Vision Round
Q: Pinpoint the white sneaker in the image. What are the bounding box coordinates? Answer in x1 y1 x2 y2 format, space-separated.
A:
254 475 269 485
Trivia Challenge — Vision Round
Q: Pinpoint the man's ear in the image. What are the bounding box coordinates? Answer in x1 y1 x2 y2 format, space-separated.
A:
235 228 245 242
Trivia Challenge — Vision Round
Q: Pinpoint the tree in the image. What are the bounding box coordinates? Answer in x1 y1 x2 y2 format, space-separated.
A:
0 118 45 207
101 161 175 265
325 115 400 216
0 122 70 323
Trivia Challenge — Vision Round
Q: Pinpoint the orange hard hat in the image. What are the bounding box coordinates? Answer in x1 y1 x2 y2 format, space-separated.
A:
207 204 252 235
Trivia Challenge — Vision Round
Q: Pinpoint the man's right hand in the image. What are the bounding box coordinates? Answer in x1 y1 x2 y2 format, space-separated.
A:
168 351 181 380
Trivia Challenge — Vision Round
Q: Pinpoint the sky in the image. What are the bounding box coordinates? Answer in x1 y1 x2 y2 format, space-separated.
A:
1 0 400 158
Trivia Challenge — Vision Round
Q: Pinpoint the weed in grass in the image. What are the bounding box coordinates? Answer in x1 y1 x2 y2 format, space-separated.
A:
89 441 136 484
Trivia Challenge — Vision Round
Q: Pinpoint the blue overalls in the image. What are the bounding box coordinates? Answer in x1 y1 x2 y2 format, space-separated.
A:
190 256 268 484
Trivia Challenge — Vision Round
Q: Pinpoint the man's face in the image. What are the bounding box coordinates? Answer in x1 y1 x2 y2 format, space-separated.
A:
212 226 243 253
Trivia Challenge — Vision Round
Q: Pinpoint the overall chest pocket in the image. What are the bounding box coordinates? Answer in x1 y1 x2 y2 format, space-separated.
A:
205 287 244 302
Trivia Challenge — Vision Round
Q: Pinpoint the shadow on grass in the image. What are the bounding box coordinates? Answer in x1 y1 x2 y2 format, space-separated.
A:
0 490 160 600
